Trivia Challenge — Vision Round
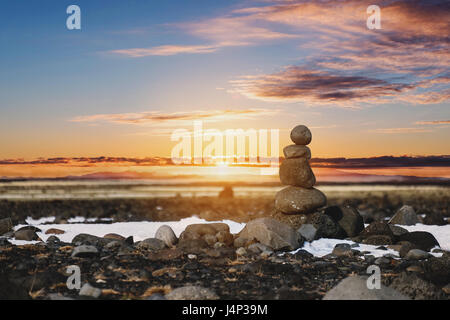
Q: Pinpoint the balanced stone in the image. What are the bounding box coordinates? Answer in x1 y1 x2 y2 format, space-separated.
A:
290 125 312 145
279 158 315 188
275 186 326 214
283 145 311 159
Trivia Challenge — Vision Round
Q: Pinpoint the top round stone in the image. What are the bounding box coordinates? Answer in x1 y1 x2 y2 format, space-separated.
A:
290 125 312 145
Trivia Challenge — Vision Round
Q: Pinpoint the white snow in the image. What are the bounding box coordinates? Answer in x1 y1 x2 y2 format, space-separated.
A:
8 217 450 258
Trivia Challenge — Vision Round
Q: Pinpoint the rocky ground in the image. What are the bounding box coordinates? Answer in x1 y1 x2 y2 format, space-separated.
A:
0 188 449 300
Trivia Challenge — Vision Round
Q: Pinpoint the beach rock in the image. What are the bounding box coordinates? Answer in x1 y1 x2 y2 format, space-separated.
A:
323 275 410 300
390 272 444 300
216 231 233 246
103 233 125 241
72 233 113 247
332 243 353 257
362 235 394 245
275 187 326 214
218 186 233 199
72 245 99 258
182 223 229 238
177 238 209 254
297 224 317 242
79 283 102 299
405 249 431 260
422 211 446 226
136 238 166 251
270 211 308 230
421 256 450 285
279 158 316 188
324 206 364 237
359 221 394 241
290 125 312 145
283 145 311 159
397 231 440 252
236 247 247 256
45 228 65 235
399 241 418 258
389 205 419 226
307 212 346 239
14 229 39 241
0 218 13 235
247 243 272 254
239 218 303 251
155 225 178 247
165 286 219 300
389 225 409 237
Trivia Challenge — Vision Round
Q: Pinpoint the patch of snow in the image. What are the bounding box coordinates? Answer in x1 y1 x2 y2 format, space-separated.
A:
399 223 450 251
25 216 55 225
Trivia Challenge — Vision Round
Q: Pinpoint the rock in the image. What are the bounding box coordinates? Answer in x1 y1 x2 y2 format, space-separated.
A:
104 241 122 250
290 125 312 145
216 231 233 246
177 238 209 254
421 256 450 285
283 145 311 159
165 286 219 300
279 158 316 188
389 225 409 237
45 228 65 235
155 225 177 247
72 245 99 258
79 283 102 299
362 235 394 245
423 211 446 226
14 229 39 241
405 249 431 260
182 223 229 238
270 211 308 230
399 241 417 258
324 206 364 237
204 234 217 246
103 233 125 241
247 243 272 254
359 221 394 241
297 224 317 242
397 231 440 252
46 235 60 244
136 238 166 251
442 284 450 295
323 275 410 300
390 272 445 300
239 218 303 251
0 218 13 235
146 293 167 300
389 205 419 226
0 275 31 299
72 233 113 247
275 186 326 214
307 212 346 239
375 257 391 265
236 247 247 256
218 186 234 199
332 243 353 257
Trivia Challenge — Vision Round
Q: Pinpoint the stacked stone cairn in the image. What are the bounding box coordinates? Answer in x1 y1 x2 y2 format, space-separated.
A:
273 125 327 229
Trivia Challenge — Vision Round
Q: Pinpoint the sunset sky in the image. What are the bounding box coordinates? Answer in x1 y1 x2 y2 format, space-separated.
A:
0 0 449 179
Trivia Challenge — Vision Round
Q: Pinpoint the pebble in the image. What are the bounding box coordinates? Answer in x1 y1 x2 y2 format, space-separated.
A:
290 125 312 145
79 283 102 299
389 205 419 226
236 247 247 256
405 249 431 260
136 238 166 251
155 225 178 247
332 243 354 257
275 186 326 214
279 158 316 188
283 145 311 159
165 286 219 300
297 224 317 242
71 245 99 258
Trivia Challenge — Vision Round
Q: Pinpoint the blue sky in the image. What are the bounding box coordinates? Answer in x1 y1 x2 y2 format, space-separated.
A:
0 0 449 164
